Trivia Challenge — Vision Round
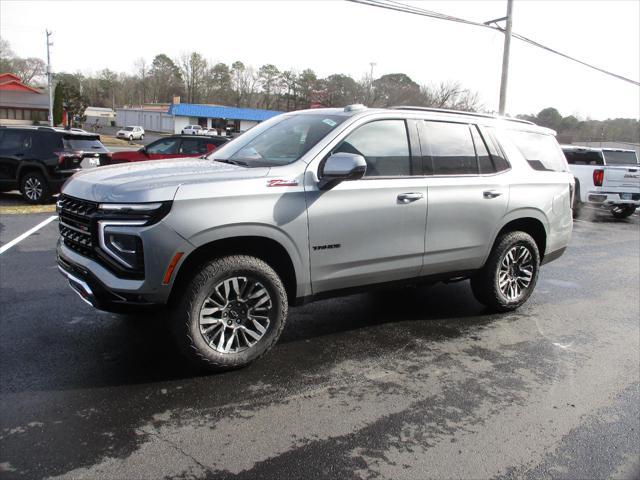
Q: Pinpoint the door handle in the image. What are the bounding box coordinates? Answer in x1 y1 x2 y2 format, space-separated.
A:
397 192 423 204
483 190 502 199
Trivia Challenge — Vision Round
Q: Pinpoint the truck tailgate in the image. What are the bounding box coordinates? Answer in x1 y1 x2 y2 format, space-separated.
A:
604 166 640 191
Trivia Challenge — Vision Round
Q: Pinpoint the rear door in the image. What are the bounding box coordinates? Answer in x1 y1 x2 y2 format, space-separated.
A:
0 129 32 185
419 121 509 275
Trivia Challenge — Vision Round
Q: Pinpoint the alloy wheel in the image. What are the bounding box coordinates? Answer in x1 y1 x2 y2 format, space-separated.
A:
498 245 534 301
199 276 273 354
24 177 43 201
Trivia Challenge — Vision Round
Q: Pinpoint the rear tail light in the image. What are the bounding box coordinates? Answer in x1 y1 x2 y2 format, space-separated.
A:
593 169 604 187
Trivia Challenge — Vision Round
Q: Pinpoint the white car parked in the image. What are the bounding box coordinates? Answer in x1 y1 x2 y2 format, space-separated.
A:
116 126 145 141
182 125 203 135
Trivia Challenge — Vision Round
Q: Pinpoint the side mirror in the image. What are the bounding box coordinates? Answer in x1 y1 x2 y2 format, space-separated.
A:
319 153 367 190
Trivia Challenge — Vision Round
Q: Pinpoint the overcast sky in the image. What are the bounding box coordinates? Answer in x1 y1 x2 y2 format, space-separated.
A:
1 0 639 120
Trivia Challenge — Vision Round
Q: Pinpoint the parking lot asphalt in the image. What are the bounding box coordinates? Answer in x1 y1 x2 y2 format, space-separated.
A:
0 209 638 479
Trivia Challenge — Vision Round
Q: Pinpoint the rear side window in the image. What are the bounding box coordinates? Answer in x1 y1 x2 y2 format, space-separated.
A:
334 120 411 177
34 132 63 156
422 121 477 175
563 149 604 165
471 126 494 174
0 130 32 151
180 138 206 154
506 130 567 172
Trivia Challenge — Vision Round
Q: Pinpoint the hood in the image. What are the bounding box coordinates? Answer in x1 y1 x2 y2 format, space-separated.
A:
62 157 270 203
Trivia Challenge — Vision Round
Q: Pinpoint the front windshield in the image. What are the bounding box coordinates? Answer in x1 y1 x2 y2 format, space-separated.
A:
603 150 639 165
210 114 347 167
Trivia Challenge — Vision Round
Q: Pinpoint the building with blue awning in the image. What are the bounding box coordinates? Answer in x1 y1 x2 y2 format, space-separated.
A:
115 99 282 135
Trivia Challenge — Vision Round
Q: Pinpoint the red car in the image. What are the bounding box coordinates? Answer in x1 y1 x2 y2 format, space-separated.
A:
110 135 229 163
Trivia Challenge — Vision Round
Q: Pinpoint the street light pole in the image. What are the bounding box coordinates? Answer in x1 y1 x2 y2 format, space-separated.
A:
45 30 54 126
498 0 513 115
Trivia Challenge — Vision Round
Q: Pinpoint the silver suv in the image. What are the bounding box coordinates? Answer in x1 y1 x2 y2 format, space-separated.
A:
57 106 574 370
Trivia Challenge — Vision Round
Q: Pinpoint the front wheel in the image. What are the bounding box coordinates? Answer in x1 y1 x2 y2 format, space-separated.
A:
470 231 540 312
170 255 288 371
20 171 51 204
611 205 636 219
128 135 133 141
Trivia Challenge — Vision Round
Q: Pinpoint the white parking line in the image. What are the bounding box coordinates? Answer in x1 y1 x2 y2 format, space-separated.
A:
0 215 58 255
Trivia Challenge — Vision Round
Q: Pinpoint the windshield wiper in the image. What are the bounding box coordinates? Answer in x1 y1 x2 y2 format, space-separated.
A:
213 158 249 167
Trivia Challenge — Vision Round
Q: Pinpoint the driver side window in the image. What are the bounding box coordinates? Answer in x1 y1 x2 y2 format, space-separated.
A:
334 120 411 177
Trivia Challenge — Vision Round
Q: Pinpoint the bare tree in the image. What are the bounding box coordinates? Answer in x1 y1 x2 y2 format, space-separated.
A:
134 57 148 106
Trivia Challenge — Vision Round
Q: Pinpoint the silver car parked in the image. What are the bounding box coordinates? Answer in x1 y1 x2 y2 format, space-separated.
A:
57 105 574 371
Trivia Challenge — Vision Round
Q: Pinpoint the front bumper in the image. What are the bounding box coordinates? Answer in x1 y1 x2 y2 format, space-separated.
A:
57 250 160 313
586 191 640 207
56 216 192 312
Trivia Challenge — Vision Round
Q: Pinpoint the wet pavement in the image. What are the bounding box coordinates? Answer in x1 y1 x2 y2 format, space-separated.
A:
0 210 638 479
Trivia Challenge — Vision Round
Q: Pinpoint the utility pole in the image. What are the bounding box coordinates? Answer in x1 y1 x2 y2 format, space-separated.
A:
498 0 513 115
45 30 54 126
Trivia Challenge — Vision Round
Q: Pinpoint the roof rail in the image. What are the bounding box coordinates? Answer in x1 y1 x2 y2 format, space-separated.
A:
388 106 535 125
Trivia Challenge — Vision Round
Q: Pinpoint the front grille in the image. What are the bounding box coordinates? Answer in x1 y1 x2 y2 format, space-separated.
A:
58 196 98 216
58 195 98 259
57 194 147 280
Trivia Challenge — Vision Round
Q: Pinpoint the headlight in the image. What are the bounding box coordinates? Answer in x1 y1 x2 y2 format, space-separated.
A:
98 220 146 270
95 201 172 273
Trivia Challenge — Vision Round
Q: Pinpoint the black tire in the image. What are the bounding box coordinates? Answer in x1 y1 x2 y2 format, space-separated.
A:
611 205 636 219
170 255 288 371
19 171 50 204
129 135 133 141
470 231 540 312
140 134 144 140
572 182 581 219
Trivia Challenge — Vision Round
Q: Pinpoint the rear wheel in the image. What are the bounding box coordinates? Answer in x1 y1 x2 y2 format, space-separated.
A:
170 255 288 371
611 205 636 219
20 171 50 204
572 182 581 218
471 231 540 312
140 134 144 140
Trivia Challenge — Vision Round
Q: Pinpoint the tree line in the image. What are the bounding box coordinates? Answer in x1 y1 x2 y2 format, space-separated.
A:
1 37 637 144
518 107 639 145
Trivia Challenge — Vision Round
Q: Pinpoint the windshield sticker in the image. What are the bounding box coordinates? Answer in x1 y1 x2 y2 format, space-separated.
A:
322 119 337 127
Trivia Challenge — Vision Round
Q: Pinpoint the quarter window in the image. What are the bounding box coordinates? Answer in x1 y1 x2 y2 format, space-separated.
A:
505 130 567 172
334 120 411 177
423 121 478 175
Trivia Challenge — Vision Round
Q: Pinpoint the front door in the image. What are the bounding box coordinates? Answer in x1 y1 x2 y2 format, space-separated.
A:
305 119 427 294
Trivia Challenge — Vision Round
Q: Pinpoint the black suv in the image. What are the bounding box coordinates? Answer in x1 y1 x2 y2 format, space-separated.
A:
0 126 110 203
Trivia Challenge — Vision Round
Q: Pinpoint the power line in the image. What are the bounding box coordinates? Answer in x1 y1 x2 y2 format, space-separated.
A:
346 0 640 87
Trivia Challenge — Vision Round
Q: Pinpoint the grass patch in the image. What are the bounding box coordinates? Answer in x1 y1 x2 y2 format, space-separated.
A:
100 135 142 147
0 204 57 215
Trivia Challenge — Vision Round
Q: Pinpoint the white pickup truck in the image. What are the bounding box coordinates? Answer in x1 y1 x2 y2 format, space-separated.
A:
562 146 640 219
